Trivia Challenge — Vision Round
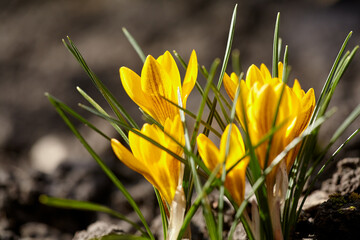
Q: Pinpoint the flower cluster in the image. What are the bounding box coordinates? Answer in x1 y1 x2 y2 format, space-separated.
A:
224 63 315 187
112 50 197 206
112 51 315 212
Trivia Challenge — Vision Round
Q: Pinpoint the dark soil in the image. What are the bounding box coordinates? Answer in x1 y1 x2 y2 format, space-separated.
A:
1 0 360 239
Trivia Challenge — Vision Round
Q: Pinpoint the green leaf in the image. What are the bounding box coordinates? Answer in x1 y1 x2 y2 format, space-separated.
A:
44 93 111 141
39 195 147 236
178 87 218 240
311 32 353 124
217 70 242 239
77 87 129 145
272 12 280 78
177 164 221 240
296 127 360 222
264 45 289 168
63 37 139 130
159 93 222 138
204 3 237 136
154 188 168 240
231 49 241 76
122 27 146 63
173 50 226 132
191 59 221 147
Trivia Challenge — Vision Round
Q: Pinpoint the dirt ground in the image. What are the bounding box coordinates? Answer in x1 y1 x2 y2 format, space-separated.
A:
1 0 360 239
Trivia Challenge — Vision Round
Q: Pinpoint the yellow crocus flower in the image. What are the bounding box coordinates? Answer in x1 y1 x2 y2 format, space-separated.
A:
223 63 315 184
111 115 184 205
119 50 198 125
197 124 249 205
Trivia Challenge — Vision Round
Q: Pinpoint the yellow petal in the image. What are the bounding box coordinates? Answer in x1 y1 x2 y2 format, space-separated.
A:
278 62 284 81
111 138 155 183
157 51 181 92
302 88 316 112
246 64 264 88
129 124 163 165
120 67 154 115
226 158 248 205
223 72 239 101
128 121 181 204
260 63 272 80
219 124 245 168
251 84 276 135
141 56 177 123
197 133 221 174
292 79 305 99
163 115 184 155
182 50 198 108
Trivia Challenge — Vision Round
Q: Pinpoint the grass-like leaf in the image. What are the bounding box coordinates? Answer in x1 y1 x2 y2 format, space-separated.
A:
122 27 146 63
204 4 237 136
154 188 168 239
77 87 129 145
178 89 218 240
173 50 227 132
177 164 221 240
218 70 242 239
159 96 222 138
63 37 139 130
191 59 221 147
272 13 280 78
39 195 147 236
231 49 241 76
311 32 353 124
264 45 289 169
44 93 111 141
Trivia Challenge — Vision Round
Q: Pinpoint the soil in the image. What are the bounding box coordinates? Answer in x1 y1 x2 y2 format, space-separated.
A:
1 0 360 239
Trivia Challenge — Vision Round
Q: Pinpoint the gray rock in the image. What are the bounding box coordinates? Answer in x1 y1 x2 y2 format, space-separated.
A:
73 221 124 240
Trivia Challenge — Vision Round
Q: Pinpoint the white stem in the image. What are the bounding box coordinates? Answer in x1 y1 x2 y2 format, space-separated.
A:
166 165 186 240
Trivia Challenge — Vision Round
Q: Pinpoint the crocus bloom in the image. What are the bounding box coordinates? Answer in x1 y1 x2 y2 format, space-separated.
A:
197 124 249 205
111 115 184 205
120 50 198 125
223 63 315 184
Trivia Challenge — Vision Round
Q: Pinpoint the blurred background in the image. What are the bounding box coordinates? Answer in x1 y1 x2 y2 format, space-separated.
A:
1 0 360 239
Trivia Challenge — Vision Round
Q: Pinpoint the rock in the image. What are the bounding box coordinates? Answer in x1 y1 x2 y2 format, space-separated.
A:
301 190 329 212
73 221 124 240
20 222 72 240
321 158 360 194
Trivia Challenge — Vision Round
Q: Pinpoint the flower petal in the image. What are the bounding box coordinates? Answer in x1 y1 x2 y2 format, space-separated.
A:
223 72 239 101
260 63 272 80
129 124 163 165
120 67 153 114
226 158 248 205
182 50 198 108
157 51 181 92
111 138 154 183
197 133 221 174
141 55 177 123
292 79 305 99
251 84 276 135
246 64 264 88
163 115 184 156
278 62 284 81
